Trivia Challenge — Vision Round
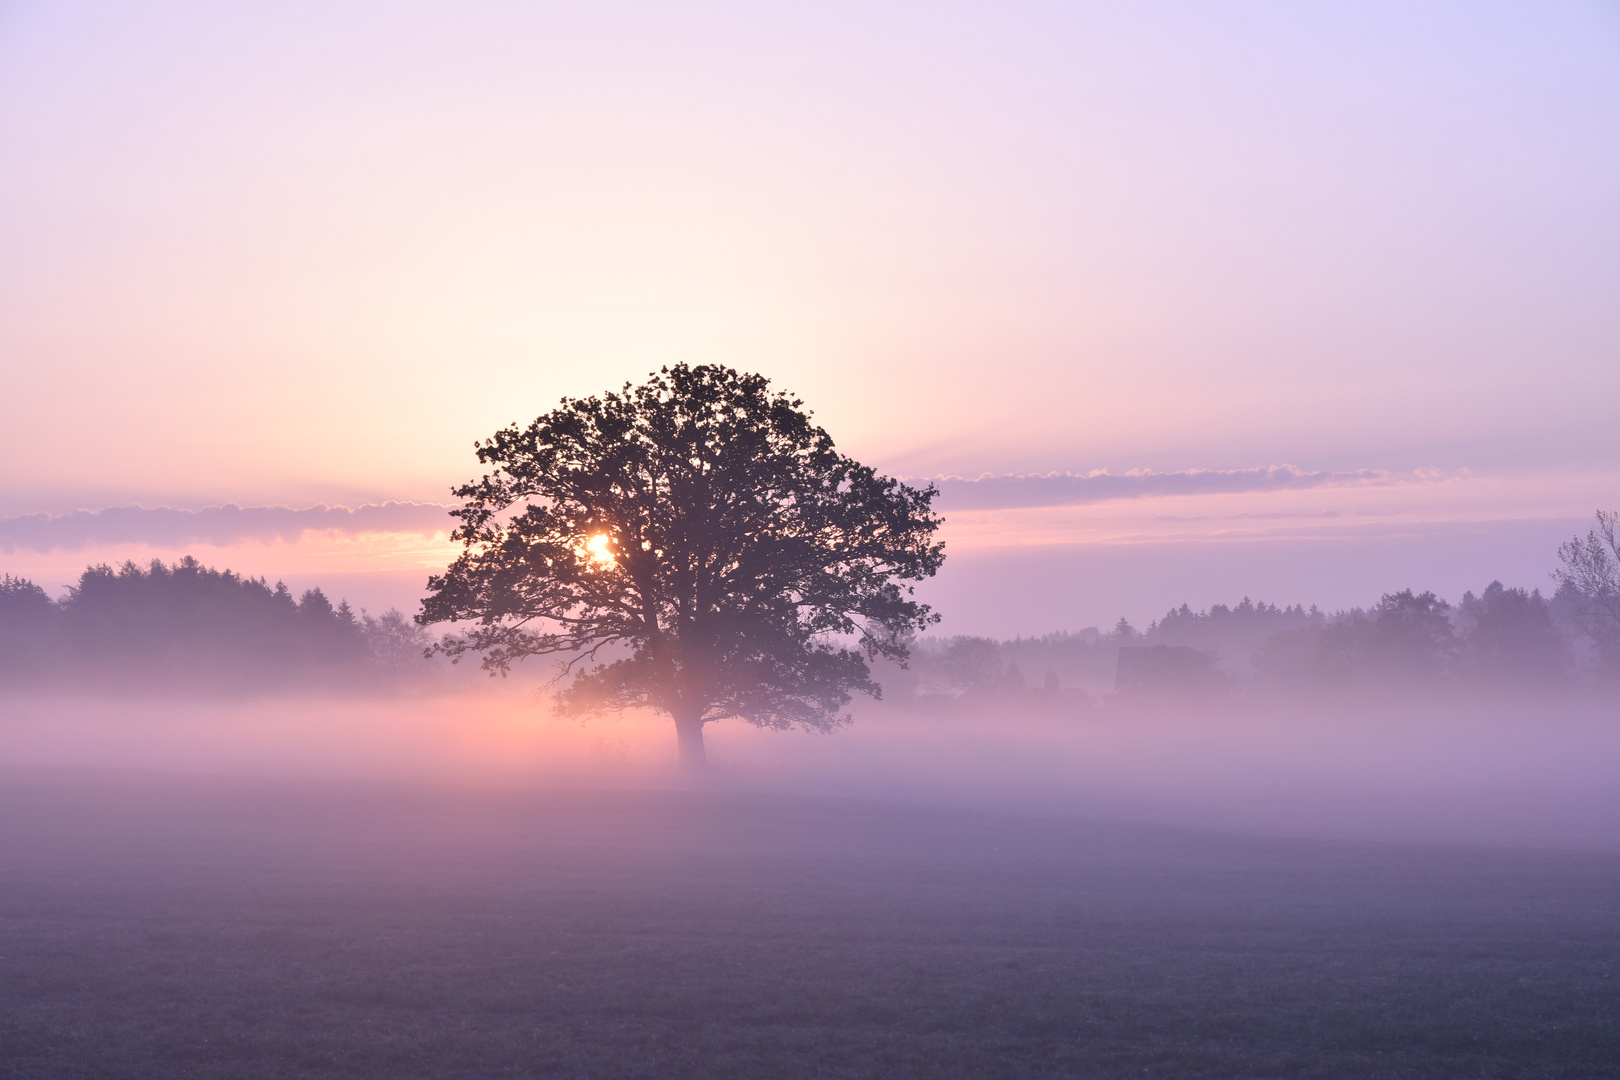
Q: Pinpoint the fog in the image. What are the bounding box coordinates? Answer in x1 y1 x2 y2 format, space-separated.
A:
5 687 1617 853
6 1 1619 1068
4 552 1616 853
7 618 1620 1074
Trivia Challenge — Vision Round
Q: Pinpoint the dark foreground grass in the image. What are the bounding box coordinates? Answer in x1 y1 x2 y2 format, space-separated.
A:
1 770 1618 1078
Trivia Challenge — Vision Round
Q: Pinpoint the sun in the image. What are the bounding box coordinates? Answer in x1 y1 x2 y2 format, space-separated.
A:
583 533 616 568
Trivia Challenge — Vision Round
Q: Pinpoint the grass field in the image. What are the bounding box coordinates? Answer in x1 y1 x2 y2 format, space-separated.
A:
2 769 1618 1078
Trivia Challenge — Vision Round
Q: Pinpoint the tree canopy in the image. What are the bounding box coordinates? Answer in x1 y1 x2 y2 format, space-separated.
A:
1555 509 1620 663
418 364 946 762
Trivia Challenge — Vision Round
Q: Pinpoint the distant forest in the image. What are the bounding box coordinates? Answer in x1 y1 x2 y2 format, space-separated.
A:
3 511 1619 706
0 557 432 692
890 512 1620 710
891 583 1610 712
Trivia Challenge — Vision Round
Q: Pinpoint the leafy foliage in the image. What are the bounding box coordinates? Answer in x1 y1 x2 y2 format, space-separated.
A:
420 365 945 742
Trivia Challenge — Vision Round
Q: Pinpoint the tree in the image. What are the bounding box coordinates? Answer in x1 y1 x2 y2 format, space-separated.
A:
925 636 1004 694
1554 510 1620 663
0 574 54 627
1368 589 1457 677
53 557 368 681
1266 590 1456 693
418 364 946 764
1318 590 1456 685
0 574 58 678
1456 582 1569 686
362 608 432 678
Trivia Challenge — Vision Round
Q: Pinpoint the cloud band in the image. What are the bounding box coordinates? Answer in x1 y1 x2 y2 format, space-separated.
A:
0 467 1459 552
927 466 1454 510
0 502 453 554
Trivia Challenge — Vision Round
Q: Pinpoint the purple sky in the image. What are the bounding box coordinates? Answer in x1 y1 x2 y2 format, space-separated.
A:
2 1 1617 631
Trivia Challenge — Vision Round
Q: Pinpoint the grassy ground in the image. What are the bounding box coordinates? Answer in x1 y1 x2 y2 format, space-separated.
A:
1 770 1617 1078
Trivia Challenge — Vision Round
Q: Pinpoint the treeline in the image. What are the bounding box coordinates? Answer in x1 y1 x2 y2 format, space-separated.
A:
7 512 1619 708
890 512 1620 710
891 583 1613 712
0 557 432 692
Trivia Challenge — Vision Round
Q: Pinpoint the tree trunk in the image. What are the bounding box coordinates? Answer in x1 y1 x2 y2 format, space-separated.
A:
674 709 707 767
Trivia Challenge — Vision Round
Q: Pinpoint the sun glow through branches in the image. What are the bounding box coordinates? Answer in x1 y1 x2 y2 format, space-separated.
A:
584 533 616 568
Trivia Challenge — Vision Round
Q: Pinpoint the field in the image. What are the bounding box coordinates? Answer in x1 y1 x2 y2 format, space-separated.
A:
2 769 1618 1079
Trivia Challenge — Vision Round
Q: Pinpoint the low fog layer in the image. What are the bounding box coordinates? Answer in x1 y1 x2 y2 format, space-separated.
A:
4 533 1618 852
4 692 1618 853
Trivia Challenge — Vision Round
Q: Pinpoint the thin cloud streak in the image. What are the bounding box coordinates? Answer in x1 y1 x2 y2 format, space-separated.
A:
928 466 1464 511
0 503 453 554
0 467 1468 553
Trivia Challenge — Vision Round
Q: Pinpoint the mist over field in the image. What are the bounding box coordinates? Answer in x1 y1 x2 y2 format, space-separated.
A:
5 1 1620 1074
2 685 1617 850
7 674 1620 1076
5 552 1620 1077
4 544 1619 853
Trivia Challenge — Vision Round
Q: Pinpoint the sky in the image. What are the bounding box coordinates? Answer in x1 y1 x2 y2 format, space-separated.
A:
3 1 1618 632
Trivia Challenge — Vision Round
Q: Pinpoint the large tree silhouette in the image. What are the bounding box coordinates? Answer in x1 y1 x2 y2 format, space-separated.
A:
419 365 945 763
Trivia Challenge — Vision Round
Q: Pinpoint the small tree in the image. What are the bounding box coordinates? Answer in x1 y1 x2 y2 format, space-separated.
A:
363 608 432 678
418 364 945 763
1554 510 1620 663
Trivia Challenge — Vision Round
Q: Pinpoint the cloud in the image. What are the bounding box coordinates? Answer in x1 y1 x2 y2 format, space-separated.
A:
0 467 1466 552
926 466 1459 510
0 503 453 554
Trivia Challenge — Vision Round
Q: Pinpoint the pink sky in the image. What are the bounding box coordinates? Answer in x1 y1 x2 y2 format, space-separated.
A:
2 1 1617 631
